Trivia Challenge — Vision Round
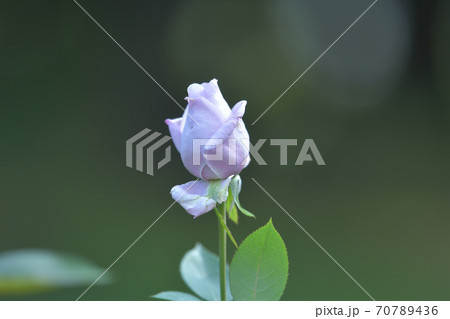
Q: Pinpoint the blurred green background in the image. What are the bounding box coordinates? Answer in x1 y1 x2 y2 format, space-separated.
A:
1 0 449 300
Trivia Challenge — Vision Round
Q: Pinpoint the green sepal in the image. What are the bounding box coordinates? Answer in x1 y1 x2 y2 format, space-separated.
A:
206 179 230 203
230 175 255 218
226 191 239 224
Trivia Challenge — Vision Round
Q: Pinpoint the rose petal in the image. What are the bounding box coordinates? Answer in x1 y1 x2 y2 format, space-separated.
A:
184 79 230 132
187 79 229 115
200 100 250 179
230 100 246 118
165 118 183 152
165 105 189 152
170 177 233 218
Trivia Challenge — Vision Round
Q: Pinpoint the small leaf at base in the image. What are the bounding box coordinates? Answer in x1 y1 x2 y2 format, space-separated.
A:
152 291 202 301
180 244 232 301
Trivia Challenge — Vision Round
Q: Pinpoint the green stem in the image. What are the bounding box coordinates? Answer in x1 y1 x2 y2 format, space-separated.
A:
218 203 227 301
215 208 238 248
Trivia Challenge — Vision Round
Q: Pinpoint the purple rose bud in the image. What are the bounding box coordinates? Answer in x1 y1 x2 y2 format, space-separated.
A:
165 79 250 180
166 79 251 217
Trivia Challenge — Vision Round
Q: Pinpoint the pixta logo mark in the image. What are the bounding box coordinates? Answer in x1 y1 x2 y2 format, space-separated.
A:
126 128 171 176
